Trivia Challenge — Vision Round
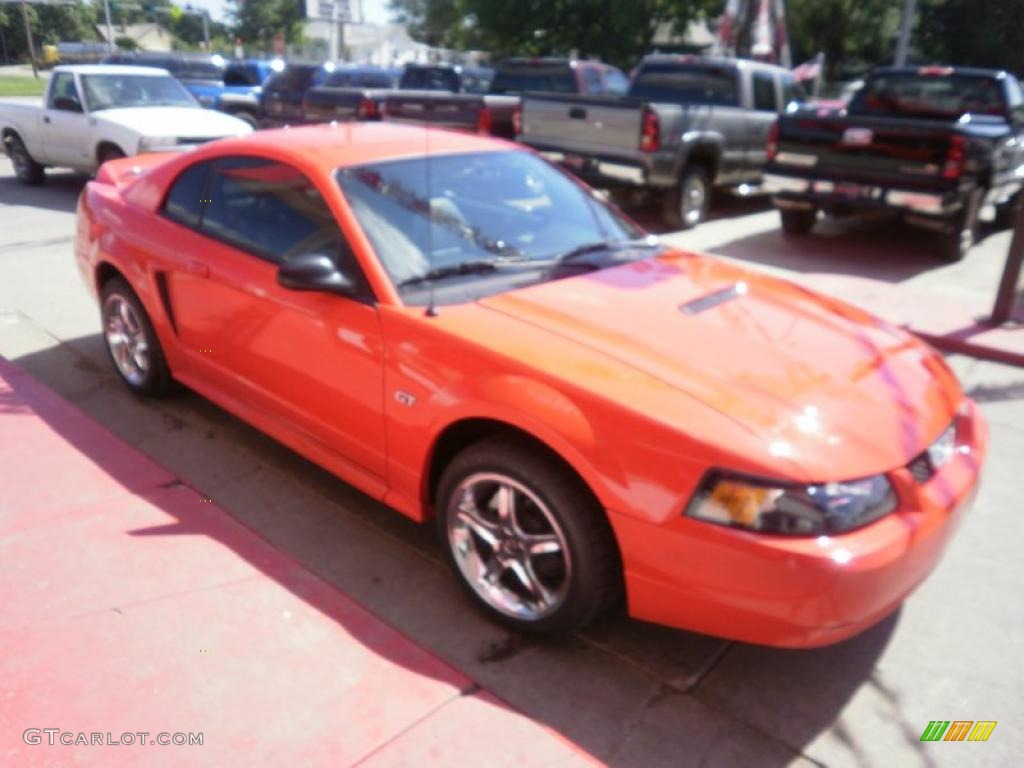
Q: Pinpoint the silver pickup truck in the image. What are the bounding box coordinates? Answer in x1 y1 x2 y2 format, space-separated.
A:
520 55 804 228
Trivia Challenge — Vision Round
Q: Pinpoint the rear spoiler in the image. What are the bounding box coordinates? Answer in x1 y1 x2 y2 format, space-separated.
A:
93 152 169 190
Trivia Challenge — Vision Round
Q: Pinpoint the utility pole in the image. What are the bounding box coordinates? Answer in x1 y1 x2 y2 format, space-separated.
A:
19 0 37 77
202 10 210 49
102 0 114 52
894 0 916 66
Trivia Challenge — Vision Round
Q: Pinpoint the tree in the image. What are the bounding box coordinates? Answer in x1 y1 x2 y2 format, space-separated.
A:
0 1 99 63
785 0 901 80
228 0 304 52
916 0 1024 74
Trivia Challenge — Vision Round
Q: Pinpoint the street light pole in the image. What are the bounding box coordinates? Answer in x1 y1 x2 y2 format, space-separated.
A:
102 0 114 52
894 0 916 66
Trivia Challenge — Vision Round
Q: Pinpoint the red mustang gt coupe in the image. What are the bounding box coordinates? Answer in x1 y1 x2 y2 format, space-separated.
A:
75 123 986 647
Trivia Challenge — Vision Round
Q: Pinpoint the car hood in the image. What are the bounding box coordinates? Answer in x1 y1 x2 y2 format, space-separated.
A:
93 107 252 137
478 250 962 480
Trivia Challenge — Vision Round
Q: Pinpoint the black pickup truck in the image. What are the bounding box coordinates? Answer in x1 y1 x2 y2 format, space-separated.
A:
301 65 399 123
381 57 629 140
518 55 803 229
763 66 1024 260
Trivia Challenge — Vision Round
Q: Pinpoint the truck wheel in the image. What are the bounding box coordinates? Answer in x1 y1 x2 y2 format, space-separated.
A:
8 134 45 186
99 145 126 165
994 192 1020 229
941 189 982 262
100 277 172 397
436 435 622 634
236 112 259 130
663 165 711 230
780 207 817 236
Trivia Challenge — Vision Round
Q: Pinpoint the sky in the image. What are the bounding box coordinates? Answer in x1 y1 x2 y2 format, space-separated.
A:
183 0 393 25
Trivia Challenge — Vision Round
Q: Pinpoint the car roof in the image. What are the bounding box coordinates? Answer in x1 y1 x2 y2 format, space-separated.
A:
212 122 511 169
638 54 790 74
56 64 172 76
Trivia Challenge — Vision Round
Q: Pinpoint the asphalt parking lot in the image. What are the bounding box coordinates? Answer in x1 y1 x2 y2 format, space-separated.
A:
1 157 1022 767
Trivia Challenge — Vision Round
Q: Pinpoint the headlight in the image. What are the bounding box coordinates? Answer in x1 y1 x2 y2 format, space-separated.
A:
685 471 897 536
137 136 177 152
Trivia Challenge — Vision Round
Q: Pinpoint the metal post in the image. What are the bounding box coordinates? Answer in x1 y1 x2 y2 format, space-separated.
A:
102 0 114 52
894 0 916 66
19 0 37 77
992 196 1024 324
202 11 209 49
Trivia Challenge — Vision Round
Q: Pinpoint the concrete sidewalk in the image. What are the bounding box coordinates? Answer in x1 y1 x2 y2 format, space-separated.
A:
0 356 595 767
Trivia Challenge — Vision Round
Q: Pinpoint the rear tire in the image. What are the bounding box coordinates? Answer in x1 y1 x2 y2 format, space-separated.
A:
780 207 817 236
436 435 622 635
100 277 172 397
98 144 126 165
8 134 44 186
941 189 982 263
663 165 711 230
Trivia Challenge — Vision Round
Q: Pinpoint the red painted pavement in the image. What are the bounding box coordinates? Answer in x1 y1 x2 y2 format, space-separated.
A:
0 357 597 767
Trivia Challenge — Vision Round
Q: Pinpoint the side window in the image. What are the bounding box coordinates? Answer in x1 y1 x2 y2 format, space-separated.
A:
752 72 778 112
781 74 807 109
603 68 630 95
162 161 211 229
581 66 603 95
1005 76 1024 124
48 73 78 109
200 157 343 266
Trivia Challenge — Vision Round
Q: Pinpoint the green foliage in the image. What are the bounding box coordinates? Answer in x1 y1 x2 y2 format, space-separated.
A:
115 35 140 51
0 1 100 64
390 0 719 69
786 0 900 80
916 0 1024 74
228 0 304 51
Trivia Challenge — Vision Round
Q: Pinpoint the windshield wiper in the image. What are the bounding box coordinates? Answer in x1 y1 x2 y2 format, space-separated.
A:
398 257 532 287
546 238 663 270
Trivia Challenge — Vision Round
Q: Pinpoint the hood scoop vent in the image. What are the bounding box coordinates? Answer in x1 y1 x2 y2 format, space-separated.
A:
679 282 747 315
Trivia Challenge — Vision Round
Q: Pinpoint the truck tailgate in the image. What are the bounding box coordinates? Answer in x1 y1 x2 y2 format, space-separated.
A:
777 113 958 185
520 94 644 158
382 92 484 129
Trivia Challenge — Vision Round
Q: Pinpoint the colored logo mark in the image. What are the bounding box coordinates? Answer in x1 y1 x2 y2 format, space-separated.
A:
920 720 997 742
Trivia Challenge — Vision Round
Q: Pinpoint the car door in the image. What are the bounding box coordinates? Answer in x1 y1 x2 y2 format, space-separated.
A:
159 155 388 481
745 69 782 173
42 71 90 168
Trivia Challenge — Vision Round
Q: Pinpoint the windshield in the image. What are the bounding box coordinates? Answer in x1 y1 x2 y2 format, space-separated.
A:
80 74 198 111
490 64 575 94
629 63 739 106
850 73 1008 119
336 151 644 304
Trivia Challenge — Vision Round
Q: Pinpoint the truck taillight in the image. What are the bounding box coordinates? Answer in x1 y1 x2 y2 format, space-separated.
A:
640 108 660 152
943 134 966 179
359 97 378 120
512 104 522 136
476 106 492 135
766 120 780 162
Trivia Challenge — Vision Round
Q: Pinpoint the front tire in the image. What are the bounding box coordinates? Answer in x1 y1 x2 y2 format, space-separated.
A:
436 436 621 634
780 207 817 236
98 144 126 165
8 134 44 186
663 165 711 230
100 277 171 396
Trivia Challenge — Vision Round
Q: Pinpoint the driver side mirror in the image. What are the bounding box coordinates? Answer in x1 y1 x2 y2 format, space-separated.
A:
276 252 357 297
53 95 83 113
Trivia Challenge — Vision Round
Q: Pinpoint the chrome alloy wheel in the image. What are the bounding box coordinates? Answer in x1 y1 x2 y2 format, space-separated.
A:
681 173 707 227
447 472 571 621
103 293 150 387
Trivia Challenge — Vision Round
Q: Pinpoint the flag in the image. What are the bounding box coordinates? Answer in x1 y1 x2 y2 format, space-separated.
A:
792 54 824 83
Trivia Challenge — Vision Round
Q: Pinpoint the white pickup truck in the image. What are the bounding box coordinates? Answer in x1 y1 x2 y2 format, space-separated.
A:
0 64 252 185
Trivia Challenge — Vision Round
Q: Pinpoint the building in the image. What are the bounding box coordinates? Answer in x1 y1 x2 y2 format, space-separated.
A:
96 23 174 53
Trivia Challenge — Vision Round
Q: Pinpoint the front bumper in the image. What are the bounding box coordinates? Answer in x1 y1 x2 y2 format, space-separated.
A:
610 399 988 647
763 172 959 217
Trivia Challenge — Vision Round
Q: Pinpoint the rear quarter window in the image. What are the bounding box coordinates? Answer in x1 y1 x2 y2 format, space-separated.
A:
162 162 210 229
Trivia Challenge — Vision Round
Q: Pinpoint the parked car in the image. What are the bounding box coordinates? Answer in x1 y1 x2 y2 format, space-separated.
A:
260 62 334 127
0 65 252 185
397 63 494 94
101 52 281 128
302 65 400 124
764 66 1024 261
74 121 986 646
519 55 803 229
382 57 629 139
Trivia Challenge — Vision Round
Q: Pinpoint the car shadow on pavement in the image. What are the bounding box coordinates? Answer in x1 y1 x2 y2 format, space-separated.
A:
0 170 87 214
628 191 774 235
9 337 901 765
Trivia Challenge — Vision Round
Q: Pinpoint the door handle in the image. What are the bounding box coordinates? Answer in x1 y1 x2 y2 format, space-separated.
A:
186 260 209 278
569 106 587 120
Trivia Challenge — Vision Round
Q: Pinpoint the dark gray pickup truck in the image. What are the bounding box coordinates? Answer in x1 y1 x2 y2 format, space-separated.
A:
382 57 629 140
763 66 1024 261
519 55 803 229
